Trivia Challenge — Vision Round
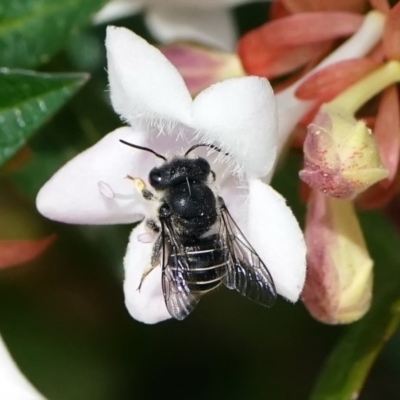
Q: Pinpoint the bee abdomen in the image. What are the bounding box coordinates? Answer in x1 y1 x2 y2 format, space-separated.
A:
182 235 227 293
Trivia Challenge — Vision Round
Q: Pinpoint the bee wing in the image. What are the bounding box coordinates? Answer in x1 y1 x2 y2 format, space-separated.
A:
159 217 201 321
219 199 277 307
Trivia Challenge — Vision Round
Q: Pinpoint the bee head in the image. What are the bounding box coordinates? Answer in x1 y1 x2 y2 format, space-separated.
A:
149 157 211 190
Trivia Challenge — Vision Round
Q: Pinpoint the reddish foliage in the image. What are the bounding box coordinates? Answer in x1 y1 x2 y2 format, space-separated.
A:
0 234 57 269
374 86 400 184
290 124 308 149
270 0 292 19
356 165 400 209
242 12 363 49
283 0 368 13
239 40 332 78
369 0 390 13
383 2 400 60
299 179 312 204
368 43 385 63
238 12 362 79
295 58 380 101
356 124 400 210
1 147 33 172
300 103 324 126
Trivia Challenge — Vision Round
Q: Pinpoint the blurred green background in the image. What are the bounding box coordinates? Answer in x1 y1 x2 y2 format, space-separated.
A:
1 2 400 399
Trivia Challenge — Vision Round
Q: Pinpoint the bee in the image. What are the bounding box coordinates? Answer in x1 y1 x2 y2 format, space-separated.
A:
120 139 277 320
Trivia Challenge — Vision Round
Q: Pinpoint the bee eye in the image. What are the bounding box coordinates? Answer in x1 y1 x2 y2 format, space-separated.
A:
149 169 162 186
197 158 210 174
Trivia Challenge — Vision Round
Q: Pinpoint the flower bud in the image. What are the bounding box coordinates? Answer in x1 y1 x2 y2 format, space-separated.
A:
299 104 389 199
160 43 244 95
302 190 373 324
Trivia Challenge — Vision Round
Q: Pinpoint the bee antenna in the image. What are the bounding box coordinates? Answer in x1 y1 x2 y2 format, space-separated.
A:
119 140 167 161
184 143 229 157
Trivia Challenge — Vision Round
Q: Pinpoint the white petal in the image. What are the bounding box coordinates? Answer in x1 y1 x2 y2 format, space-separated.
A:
246 179 307 302
36 127 157 225
218 174 249 227
146 6 237 51
123 221 171 324
93 1 144 24
274 11 386 160
0 334 45 400
193 77 277 178
106 26 193 129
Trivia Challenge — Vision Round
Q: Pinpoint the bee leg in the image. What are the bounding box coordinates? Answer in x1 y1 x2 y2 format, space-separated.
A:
211 170 216 182
137 264 158 292
150 233 162 265
126 175 155 201
146 219 160 233
137 234 162 292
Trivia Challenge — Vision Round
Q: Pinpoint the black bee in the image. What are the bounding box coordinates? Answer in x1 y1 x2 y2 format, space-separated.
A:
120 139 277 320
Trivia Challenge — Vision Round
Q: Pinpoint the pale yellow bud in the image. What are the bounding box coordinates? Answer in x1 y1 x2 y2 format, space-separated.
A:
302 190 373 324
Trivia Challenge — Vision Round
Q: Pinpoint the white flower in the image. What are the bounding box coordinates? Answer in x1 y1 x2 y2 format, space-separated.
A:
0 334 45 400
36 26 306 324
94 0 267 51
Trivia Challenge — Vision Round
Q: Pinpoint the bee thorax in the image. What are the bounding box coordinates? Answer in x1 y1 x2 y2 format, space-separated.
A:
165 181 217 236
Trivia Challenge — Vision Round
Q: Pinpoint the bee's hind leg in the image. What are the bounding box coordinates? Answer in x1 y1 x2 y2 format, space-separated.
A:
126 175 156 201
137 263 158 292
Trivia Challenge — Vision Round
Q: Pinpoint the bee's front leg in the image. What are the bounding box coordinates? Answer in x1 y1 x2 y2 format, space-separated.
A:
126 175 156 201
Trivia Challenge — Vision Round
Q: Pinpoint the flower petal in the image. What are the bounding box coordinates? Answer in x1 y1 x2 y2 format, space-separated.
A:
356 160 400 209
36 127 158 225
106 26 193 129
123 221 170 324
242 12 363 49
146 6 237 51
302 190 373 324
160 43 244 96
193 77 278 178
370 0 390 13
246 179 307 302
383 1 400 60
0 334 45 399
295 58 380 102
283 0 368 13
374 85 400 184
218 175 249 227
238 11 363 79
274 10 386 157
93 0 144 24
300 105 389 199
239 38 332 79
270 1 292 19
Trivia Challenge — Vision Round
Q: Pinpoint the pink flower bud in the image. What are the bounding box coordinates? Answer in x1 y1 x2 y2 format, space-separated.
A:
160 43 244 95
299 105 389 199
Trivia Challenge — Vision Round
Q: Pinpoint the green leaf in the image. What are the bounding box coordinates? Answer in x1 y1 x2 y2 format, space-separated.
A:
0 0 107 68
8 79 120 196
309 211 400 400
0 69 88 167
